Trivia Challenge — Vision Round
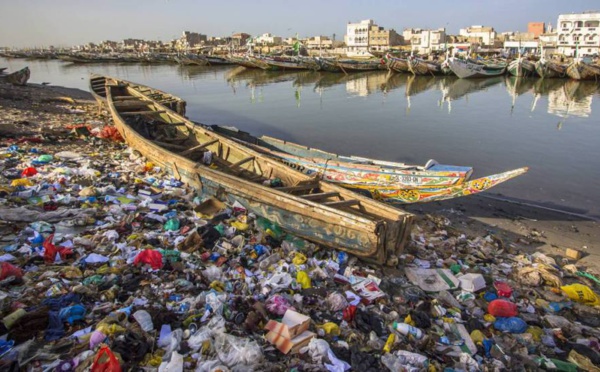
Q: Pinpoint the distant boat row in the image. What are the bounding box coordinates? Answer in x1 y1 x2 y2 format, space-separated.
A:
3 49 600 80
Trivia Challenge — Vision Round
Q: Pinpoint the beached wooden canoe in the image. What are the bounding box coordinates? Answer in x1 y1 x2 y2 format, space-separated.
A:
210 126 528 205
103 78 413 264
0 66 30 85
89 74 186 116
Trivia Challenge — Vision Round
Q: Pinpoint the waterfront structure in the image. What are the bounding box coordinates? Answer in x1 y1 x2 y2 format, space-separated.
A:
368 25 403 52
345 19 373 52
404 28 446 54
504 40 539 55
255 33 283 46
305 36 333 49
557 11 600 56
528 22 545 38
459 25 496 46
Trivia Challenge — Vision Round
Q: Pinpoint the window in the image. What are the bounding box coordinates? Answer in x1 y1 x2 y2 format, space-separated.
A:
585 20 600 27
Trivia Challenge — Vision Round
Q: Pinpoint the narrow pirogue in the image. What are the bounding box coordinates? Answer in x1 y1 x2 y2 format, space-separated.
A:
90 74 187 116
210 126 529 205
102 77 413 265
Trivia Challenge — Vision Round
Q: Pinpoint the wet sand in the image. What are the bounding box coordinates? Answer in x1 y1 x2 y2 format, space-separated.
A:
2 81 598 275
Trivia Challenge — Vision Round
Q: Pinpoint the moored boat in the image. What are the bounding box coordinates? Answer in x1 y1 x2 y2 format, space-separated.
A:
384 54 410 73
336 58 386 72
507 57 538 77
448 57 507 79
0 66 30 86
102 77 413 264
566 58 600 80
89 74 186 116
408 57 442 76
535 58 567 78
204 55 234 65
210 126 528 204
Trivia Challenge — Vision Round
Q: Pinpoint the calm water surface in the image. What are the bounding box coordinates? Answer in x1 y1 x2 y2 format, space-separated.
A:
3 57 600 218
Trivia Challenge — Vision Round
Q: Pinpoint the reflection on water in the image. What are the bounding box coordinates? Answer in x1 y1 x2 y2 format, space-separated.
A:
3 57 599 218
217 67 600 119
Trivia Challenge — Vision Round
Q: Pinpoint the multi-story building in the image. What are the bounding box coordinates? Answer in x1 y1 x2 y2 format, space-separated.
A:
557 11 600 56
254 33 283 46
459 25 496 46
404 28 446 54
528 22 545 38
368 25 403 52
305 36 333 49
345 19 373 52
175 31 207 50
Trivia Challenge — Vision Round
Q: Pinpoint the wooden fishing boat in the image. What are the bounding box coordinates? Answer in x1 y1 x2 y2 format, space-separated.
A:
566 58 600 81
227 54 263 69
407 57 442 76
175 54 208 66
314 57 342 72
507 57 538 77
336 58 385 72
384 54 410 73
205 55 234 65
102 77 413 264
0 66 30 86
448 58 507 79
89 74 186 116
211 126 528 205
257 55 315 71
535 59 567 79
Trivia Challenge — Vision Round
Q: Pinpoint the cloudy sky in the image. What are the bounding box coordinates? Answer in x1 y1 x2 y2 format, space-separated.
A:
1 0 597 47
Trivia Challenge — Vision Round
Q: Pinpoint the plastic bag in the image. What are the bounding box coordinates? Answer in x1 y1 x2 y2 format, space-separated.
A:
133 250 163 270
494 317 527 334
487 299 518 317
561 284 600 306
91 345 122 372
0 262 23 281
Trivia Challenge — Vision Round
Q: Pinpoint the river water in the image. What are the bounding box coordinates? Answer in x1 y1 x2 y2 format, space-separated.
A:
3 57 600 218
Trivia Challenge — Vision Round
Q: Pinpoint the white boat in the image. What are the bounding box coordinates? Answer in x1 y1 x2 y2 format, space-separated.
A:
448 58 506 79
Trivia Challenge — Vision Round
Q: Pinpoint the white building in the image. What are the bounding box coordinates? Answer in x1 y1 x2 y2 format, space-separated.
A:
404 28 446 54
345 19 373 52
557 11 600 56
459 25 497 46
305 36 333 49
503 40 539 55
254 33 282 46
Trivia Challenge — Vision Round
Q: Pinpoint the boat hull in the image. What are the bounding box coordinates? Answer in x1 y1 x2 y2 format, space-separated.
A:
103 79 413 264
535 60 566 78
0 66 30 85
448 59 506 79
507 58 538 77
566 61 600 80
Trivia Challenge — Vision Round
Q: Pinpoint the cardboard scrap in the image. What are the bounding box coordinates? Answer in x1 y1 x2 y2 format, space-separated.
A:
264 310 315 354
565 248 582 260
405 267 460 292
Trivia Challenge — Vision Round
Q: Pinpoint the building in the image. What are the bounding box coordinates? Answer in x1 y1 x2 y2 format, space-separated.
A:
254 33 283 46
557 11 600 56
528 22 545 38
175 31 207 50
345 19 373 52
404 28 447 54
504 40 539 55
459 25 496 46
368 25 403 52
305 36 333 49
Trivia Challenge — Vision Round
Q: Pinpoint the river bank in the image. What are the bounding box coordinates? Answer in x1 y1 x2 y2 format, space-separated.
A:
2 82 598 269
2 80 600 371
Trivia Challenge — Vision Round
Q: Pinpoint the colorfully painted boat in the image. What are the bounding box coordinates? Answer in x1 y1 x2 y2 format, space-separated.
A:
336 58 386 72
408 57 442 76
102 77 413 264
89 74 187 116
507 57 538 77
448 58 507 79
384 54 410 73
210 126 528 205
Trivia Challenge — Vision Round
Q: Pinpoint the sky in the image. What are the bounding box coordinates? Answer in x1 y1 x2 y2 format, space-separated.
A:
1 0 598 47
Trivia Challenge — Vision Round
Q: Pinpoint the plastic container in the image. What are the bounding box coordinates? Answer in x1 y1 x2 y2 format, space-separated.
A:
392 322 423 340
133 310 154 332
458 273 486 292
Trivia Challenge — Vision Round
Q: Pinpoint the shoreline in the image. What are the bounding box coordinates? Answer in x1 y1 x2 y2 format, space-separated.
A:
3 82 598 269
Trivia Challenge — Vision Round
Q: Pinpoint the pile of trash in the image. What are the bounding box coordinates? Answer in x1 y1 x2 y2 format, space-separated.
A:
1 113 600 371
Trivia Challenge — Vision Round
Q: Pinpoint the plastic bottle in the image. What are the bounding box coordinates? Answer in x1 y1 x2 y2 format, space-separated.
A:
392 322 423 339
133 310 154 332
